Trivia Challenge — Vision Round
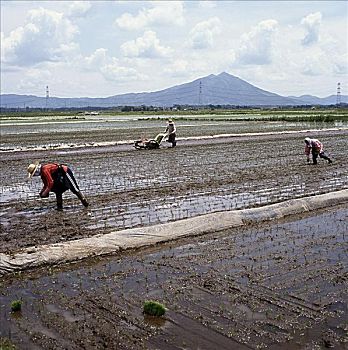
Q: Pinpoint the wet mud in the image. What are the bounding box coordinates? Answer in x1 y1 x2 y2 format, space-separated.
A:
0 121 347 348
1 130 347 254
0 205 347 349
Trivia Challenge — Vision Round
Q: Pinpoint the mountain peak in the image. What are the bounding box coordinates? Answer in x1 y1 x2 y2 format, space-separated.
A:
217 72 231 77
201 72 234 79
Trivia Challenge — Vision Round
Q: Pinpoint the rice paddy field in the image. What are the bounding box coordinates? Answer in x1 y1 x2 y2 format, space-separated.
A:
0 109 347 349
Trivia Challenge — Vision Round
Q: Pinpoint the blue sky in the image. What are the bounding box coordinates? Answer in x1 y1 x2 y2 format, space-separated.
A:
1 1 347 98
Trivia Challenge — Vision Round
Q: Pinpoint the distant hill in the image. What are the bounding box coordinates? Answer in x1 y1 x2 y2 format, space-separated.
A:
0 72 345 108
288 94 348 105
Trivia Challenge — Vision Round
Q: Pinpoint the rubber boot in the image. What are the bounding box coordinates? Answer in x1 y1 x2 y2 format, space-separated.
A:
76 191 89 207
320 152 332 164
56 193 63 211
324 155 333 164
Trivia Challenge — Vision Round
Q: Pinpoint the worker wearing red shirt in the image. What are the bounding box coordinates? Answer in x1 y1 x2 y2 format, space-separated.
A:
27 162 89 210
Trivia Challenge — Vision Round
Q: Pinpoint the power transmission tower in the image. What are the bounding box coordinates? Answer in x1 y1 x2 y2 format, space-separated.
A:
336 82 341 105
46 86 49 109
198 80 202 105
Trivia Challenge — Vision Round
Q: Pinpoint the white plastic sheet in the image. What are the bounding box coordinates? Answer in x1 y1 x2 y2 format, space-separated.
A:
1 189 347 275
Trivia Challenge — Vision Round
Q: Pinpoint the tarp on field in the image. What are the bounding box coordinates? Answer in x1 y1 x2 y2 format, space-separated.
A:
1 189 347 275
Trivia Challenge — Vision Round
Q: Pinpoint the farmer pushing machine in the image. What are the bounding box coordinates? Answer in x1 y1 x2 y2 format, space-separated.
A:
134 119 177 150
134 133 166 150
27 162 89 210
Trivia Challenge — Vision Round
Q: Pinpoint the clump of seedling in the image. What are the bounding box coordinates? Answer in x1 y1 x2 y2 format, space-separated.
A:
10 300 22 312
143 300 166 317
0 337 16 350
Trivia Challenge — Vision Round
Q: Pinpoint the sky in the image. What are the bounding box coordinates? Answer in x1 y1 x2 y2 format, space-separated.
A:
1 0 347 98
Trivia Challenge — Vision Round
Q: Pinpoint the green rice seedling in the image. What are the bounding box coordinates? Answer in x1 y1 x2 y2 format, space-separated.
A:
0 337 16 350
10 300 22 312
143 301 166 317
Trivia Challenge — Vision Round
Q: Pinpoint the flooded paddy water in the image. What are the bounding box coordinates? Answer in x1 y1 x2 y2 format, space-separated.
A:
1 113 346 151
0 205 347 349
0 113 348 348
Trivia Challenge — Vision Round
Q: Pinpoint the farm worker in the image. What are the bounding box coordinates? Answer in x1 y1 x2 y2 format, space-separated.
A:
27 162 89 210
165 119 177 147
304 137 332 165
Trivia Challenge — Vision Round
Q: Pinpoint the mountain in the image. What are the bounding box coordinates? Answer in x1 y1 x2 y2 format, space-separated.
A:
107 72 301 107
0 72 344 108
289 94 348 105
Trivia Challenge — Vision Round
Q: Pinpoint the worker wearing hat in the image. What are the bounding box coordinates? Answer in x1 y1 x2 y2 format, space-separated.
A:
304 137 332 165
165 119 177 148
27 162 89 210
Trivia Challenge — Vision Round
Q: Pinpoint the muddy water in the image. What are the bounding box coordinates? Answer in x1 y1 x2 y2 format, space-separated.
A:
0 205 347 349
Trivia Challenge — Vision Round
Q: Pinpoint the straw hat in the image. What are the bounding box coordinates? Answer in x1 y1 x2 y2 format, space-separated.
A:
27 161 40 179
304 137 311 144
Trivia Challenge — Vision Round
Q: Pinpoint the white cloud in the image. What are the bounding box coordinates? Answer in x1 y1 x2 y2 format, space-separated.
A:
67 1 92 18
234 19 278 65
333 53 348 75
1 7 79 66
18 68 53 92
100 61 146 82
84 48 108 69
120 30 173 58
299 47 348 77
188 17 222 49
164 59 189 77
301 12 322 46
301 53 330 76
81 49 146 83
297 13 346 77
198 1 217 9
1 1 346 98
0 32 4 62
115 1 185 30
115 12 147 31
